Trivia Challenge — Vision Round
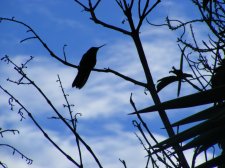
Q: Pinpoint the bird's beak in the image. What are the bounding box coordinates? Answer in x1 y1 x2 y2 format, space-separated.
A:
97 44 106 49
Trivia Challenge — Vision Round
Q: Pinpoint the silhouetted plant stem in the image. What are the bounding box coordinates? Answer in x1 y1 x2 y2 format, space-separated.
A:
114 2 188 165
0 85 80 167
0 17 146 90
119 159 127 168
130 94 176 167
0 143 32 165
128 0 188 165
57 75 83 167
73 0 189 166
25 75 102 168
131 33 189 168
1 56 102 168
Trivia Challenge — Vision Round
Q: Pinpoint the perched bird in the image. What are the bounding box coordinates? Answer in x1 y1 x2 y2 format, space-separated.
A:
72 44 105 89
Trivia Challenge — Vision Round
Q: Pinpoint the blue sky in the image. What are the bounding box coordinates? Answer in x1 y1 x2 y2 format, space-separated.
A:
0 0 214 168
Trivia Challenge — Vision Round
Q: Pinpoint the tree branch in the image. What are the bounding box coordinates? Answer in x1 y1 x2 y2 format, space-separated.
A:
137 0 161 31
0 86 80 167
1 56 103 168
0 17 77 68
0 143 33 165
74 0 131 35
0 17 146 90
73 1 189 166
57 75 83 167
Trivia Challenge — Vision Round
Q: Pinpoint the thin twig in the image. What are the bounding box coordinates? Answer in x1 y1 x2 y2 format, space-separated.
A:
0 85 80 167
1 56 102 168
130 94 177 168
0 144 33 165
0 18 146 89
119 159 127 168
57 75 83 167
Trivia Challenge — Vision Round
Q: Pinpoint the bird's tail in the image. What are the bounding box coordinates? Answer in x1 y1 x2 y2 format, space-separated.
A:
72 69 90 89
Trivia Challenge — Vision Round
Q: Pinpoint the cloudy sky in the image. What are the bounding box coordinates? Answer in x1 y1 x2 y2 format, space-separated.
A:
0 0 214 168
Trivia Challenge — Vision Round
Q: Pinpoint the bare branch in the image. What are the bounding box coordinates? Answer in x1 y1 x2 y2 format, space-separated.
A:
129 0 135 10
119 159 127 168
0 161 7 168
57 75 83 167
138 0 141 18
0 143 33 165
137 0 161 31
0 18 146 89
130 94 177 167
101 68 147 87
20 37 37 43
194 0 225 44
63 44 67 62
115 0 124 10
142 0 150 18
74 0 131 35
74 0 89 11
0 17 77 69
0 129 19 138
1 56 103 168
0 85 81 167
92 0 101 10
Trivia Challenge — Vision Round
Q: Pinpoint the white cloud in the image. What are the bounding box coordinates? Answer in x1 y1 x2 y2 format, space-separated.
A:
0 120 213 168
0 1 218 167
0 52 214 167
0 125 75 168
0 47 149 119
0 113 148 168
0 22 199 120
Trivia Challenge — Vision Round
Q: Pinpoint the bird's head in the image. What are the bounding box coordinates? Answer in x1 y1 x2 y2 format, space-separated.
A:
92 44 106 51
85 44 106 57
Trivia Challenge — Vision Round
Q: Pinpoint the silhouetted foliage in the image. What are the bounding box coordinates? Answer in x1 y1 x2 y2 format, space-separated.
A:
134 0 225 167
1 0 224 167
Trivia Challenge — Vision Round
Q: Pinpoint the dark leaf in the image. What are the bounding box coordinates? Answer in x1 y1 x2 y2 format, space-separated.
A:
182 124 225 151
130 85 225 114
195 154 225 168
182 73 193 78
157 66 192 94
177 79 182 97
169 67 192 79
156 76 178 92
171 104 225 127
153 115 225 152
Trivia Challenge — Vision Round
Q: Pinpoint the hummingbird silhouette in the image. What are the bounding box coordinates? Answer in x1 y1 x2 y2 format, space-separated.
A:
72 45 105 89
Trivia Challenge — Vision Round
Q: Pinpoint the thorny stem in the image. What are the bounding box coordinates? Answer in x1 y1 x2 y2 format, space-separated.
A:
57 75 83 167
0 143 32 165
27 77 102 168
0 129 19 137
0 85 79 166
1 56 102 168
28 77 102 167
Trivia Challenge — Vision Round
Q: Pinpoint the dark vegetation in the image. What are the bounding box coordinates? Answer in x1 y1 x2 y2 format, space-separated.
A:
0 0 224 167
